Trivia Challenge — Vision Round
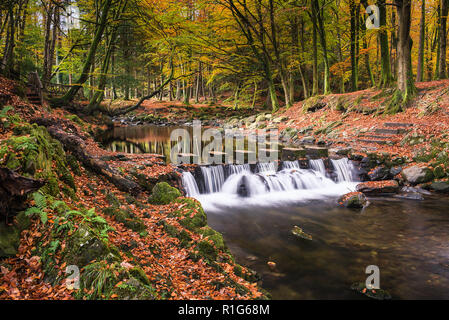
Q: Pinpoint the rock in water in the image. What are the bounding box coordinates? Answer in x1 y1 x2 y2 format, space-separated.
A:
237 176 249 197
291 226 312 241
267 261 277 271
402 166 434 185
356 180 400 195
430 181 449 193
351 282 391 300
338 192 369 209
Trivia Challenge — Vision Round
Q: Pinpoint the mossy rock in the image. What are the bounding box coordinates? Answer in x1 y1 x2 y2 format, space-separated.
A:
103 207 146 233
63 226 111 268
433 165 447 179
351 282 391 300
110 277 156 300
0 222 20 258
148 182 181 205
199 226 226 251
196 239 218 261
174 198 207 231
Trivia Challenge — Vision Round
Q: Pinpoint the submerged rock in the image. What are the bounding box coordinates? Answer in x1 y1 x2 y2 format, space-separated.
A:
351 282 391 300
338 192 369 209
356 180 400 195
291 226 312 241
402 166 434 185
394 192 424 201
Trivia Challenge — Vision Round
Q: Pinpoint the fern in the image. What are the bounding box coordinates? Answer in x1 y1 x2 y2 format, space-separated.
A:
33 192 47 210
25 192 48 224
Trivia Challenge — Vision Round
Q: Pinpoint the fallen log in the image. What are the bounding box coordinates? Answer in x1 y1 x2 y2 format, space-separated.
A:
0 167 45 221
31 117 142 195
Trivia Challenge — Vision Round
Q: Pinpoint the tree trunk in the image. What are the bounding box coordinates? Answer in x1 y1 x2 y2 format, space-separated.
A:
51 0 112 106
417 0 426 82
395 0 416 100
350 0 359 91
439 0 449 79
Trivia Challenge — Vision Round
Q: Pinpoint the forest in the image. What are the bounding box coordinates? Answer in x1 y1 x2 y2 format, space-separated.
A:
1 0 449 301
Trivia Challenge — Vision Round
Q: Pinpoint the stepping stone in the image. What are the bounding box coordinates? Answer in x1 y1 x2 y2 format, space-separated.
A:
384 122 414 128
357 139 392 145
361 134 398 140
375 128 407 135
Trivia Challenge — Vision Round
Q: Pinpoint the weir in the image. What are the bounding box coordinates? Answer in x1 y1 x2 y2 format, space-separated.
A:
182 157 359 199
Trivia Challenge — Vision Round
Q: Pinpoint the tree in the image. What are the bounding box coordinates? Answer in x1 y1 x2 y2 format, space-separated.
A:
394 0 416 103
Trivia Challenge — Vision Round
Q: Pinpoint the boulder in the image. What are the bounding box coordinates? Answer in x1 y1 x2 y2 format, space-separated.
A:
148 182 181 205
356 180 400 195
402 166 434 185
300 136 316 144
368 166 391 181
338 192 369 209
430 181 449 193
433 165 447 179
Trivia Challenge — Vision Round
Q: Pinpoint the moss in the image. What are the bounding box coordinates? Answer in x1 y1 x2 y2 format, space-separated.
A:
66 154 82 176
197 240 218 261
129 267 151 286
0 222 20 258
102 207 146 233
105 192 121 207
110 277 156 300
148 182 181 205
199 227 226 251
174 198 207 231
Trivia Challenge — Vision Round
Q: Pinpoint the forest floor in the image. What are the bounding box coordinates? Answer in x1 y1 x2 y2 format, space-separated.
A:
271 80 449 173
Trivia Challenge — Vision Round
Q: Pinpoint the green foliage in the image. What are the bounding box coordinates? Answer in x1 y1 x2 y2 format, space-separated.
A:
25 192 48 224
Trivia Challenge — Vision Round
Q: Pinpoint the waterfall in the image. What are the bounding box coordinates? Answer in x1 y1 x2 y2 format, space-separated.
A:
310 159 326 176
283 160 300 169
201 165 226 193
228 164 251 175
257 162 277 173
182 172 200 197
182 158 358 207
331 158 358 182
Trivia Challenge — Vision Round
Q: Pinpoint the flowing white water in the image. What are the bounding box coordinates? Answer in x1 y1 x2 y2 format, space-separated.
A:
228 164 251 175
182 171 200 197
331 158 358 182
283 160 300 169
184 159 358 210
257 162 277 173
201 166 225 193
310 159 326 176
